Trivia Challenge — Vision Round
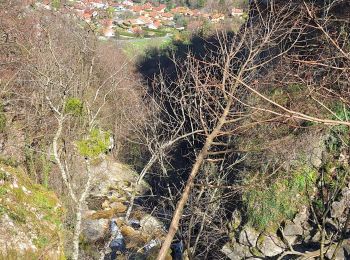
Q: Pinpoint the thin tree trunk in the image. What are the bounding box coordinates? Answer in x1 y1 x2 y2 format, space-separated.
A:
72 203 83 260
157 98 233 259
125 153 158 221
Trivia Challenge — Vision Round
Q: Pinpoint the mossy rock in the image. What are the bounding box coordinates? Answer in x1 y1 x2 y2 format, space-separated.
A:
0 163 65 259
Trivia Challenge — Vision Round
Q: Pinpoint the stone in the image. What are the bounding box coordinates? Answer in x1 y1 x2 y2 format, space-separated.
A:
311 231 321 243
331 201 346 219
309 145 323 168
82 218 109 242
102 200 110 209
257 233 285 257
221 242 253 260
293 206 309 225
230 210 242 230
89 161 150 201
139 214 164 234
109 202 127 213
283 221 303 236
238 226 260 247
325 244 345 260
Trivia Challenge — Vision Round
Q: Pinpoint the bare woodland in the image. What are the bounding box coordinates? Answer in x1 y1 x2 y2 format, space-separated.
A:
1 0 350 259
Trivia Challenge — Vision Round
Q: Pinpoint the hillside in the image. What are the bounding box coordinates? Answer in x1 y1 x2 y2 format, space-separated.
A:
1 0 350 259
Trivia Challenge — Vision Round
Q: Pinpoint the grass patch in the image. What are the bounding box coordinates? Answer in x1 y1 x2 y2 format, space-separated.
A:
243 166 317 231
122 37 172 58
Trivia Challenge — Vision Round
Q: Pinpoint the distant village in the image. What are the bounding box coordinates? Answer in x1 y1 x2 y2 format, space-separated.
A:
35 0 245 39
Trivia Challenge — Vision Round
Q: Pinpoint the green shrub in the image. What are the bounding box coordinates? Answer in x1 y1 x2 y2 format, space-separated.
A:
77 128 110 158
243 166 317 231
64 97 83 116
51 0 60 9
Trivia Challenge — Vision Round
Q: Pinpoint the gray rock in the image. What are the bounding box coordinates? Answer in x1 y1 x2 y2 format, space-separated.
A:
325 244 345 260
309 145 323 168
331 201 346 219
221 242 253 260
293 206 309 226
89 161 150 200
139 214 164 234
230 210 242 230
238 226 260 247
344 239 350 253
311 231 321 243
82 218 109 242
257 233 285 257
284 221 303 236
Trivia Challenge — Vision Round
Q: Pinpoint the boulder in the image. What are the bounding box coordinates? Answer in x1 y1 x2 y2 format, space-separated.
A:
221 242 253 260
109 202 127 213
326 244 345 260
331 201 346 219
257 233 285 257
140 214 164 234
238 226 260 246
82 218 109 243
89 161 150 202
284 221 303 236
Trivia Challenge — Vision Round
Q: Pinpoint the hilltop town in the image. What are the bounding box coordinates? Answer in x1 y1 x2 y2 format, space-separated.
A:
34 0 245 39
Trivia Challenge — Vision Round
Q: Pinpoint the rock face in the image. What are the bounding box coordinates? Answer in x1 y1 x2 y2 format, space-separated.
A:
256 233 285 257
88 161 150 204
0 164 64 259
140 214 164 234
82 218 109 243
238 226 259 246
81 160 166 259
221 242 252 260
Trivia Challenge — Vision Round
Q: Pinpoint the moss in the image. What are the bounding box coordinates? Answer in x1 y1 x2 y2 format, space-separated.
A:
250 246 264 257
243 166 317 231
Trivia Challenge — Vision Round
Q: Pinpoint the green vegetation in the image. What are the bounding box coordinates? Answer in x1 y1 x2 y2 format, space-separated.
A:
77 128 110 158
64 97 83 116
243 166 317 231
122 37 172 58
51 0 60 9
106 7 114 18
0 163 64 257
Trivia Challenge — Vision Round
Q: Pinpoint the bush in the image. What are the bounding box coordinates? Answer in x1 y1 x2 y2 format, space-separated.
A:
64 97 83 116
77 128 110 158
243 166 317 231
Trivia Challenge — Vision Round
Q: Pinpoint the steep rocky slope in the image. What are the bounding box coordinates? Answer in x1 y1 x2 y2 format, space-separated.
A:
0 163 64 259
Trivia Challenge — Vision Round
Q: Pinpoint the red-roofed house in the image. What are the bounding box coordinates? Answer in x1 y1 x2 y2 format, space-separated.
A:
142 2 153 11
161 12 173 21
231 8 244 17
148 11 160 19
210 13 225 23
148 20 162 30
153 4 166 13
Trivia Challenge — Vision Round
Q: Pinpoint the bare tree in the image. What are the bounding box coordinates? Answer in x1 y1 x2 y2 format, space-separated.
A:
156 1 350 258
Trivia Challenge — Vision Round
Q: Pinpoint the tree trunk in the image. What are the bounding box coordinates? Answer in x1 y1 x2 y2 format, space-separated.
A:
72 203 83 260
157 98 233 259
